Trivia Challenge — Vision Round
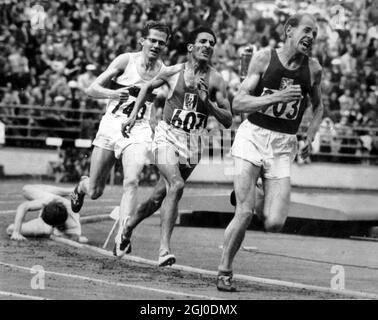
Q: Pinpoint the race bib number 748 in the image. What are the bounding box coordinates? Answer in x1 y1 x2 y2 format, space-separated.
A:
110 100 147 120
171 109 207 133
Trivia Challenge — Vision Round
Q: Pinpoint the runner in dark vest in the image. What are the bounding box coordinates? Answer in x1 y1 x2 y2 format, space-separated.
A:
218 13 324 292
247 48 312 134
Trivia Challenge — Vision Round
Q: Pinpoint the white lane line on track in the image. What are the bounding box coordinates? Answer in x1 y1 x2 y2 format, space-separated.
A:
0 206 117 215
0 210 16 214
0 261 223 300
51 235 378 300
0 210 160 218
0 200 117 204
82 193 230 203
0 290 50 300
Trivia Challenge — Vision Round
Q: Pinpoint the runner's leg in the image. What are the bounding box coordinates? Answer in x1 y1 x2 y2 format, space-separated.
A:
262 177 291 232
79 146 116 200
123 175 166 238
219 157 260 272
155 146 185 257
123 163 194 238
117 143 149 239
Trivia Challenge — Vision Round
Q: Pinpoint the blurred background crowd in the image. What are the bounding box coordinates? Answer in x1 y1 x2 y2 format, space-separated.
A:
0 0 378 181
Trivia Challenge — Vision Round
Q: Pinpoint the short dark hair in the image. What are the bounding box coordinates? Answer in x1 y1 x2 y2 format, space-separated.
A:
142 21 171 40
41 202 68 227
187 26 217 45
283 13 316 41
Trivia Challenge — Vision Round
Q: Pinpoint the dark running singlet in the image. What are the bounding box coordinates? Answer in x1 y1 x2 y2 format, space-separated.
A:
247 49 312 134
163 66 211 134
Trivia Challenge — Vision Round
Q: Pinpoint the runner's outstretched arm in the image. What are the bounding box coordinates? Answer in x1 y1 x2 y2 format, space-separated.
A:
121 64 183 137
86 53 131 100
10 200 45 241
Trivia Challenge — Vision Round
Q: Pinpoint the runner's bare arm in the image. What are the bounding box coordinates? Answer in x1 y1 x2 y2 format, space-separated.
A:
205 72 232 128
150 85 168 132
121 64 183 137
129 64 184 118
120 77 167 137
11 200 45 240
306 60 324 143
233 50 302 113
86 53 130 100
301 61 324 158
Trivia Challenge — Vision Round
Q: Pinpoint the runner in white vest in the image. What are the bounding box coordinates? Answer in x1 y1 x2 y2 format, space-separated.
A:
70 22 171 257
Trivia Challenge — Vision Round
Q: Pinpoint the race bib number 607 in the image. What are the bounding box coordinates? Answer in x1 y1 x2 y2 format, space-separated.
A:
171 109 207 133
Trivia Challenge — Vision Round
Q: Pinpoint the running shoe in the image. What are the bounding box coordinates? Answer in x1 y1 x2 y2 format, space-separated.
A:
70 177 87 213
158 252 176 267
216 272 236 292
113 232 132 257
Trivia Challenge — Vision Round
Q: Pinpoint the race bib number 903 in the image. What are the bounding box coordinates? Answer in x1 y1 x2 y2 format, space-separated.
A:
171 109 207 133
259 88 302 120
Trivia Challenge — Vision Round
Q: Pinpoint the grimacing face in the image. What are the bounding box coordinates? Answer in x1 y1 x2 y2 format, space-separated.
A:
189 32 216 63
141 29 168 60
288 16 318 56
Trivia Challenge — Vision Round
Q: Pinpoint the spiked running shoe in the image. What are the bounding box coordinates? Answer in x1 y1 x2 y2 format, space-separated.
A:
70 177 87 213
216 272 236 292
158 252 176 267
113 232 132 257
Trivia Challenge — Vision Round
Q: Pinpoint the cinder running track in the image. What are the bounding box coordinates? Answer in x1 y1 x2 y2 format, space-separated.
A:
1 180 378 300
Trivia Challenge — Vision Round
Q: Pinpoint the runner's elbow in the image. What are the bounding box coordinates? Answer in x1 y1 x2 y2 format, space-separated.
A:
223 116 233 129
145 80 157 93
232 96 245 113
85 82 100 97
85 85 94 97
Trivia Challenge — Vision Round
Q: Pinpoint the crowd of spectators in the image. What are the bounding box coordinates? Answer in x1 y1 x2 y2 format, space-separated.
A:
0 0 377 162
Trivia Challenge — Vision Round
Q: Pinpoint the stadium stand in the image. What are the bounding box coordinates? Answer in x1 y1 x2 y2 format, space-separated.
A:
0 0 377 181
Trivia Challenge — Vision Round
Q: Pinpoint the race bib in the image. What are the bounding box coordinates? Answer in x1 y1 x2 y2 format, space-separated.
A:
109 99 147 120
258 87 302 120
170 109 207 133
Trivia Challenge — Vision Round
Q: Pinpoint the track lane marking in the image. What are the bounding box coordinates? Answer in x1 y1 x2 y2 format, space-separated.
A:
51 235 378 300
0 210 16 215
0 261 223 300
0 290 50 300
0 206 117 215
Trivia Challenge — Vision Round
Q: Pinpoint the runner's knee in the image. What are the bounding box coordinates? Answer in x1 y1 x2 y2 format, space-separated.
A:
123 176 139 191
168 177 185 196
235 209 254 226
264 217 285 233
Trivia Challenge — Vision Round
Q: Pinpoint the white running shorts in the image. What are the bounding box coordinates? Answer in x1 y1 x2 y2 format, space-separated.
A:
231 119 298 179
